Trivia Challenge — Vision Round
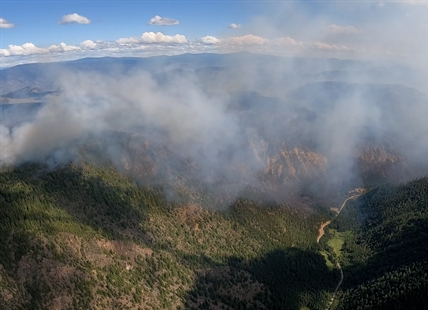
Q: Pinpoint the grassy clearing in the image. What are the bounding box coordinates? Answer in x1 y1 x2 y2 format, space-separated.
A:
327 230 352 257
319 250 335 270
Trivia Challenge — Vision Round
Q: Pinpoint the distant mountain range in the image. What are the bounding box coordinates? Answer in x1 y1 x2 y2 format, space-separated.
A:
1 52 426 94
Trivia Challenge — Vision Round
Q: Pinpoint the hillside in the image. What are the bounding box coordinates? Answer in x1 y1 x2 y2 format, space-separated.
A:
2 161 428 309
1 53 428 309
0 162 338 310
328 178 428 309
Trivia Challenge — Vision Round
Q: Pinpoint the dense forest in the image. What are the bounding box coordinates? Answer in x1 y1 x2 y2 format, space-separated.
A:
332 179 428 309
1 162 427 309
0 162 337 310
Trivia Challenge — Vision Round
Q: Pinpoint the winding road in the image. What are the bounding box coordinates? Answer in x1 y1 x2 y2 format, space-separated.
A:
316 195 360 244
316 192 362 309
316 220 331 243
326 262 344 310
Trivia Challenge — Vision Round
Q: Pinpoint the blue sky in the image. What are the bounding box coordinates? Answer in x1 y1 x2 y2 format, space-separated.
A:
1 1 256 46
1 1 427 67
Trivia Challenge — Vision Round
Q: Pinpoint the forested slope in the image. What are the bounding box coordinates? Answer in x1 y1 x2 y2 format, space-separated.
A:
335 178 428 309
0 163 337 310
2 162 428 309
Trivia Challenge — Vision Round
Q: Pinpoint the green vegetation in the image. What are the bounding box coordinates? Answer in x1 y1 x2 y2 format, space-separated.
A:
331 178 428 309
325 229 350 258
1 162 427 309
0 162 336 309
319 251 335 270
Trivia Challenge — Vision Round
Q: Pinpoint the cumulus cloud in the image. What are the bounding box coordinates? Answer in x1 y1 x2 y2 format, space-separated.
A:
148 15 179 26
312 42 354 52
228 23 241 29
223 34 267 46
271 37 304 47
60 13 91 25
0 17 14 28
0 34 306 62
141 32 186 43
0 29 397 67
49 42 80 52
328 24 360 35
200 36 221 44
80 40 97 49
0 49 10 57
0 43 48 56
201 35 304 50
116 37 140 45
117 32 187 45
0 33 384 67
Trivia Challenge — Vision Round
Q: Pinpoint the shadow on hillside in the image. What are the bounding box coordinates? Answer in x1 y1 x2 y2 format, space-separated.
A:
183 248 339 310
21 163 155 242
0 165 100 309
1 164 339 309
337 182 428 289
0 164 59 266
341 218 428 289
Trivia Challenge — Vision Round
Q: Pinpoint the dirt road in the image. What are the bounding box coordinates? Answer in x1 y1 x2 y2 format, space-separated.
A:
316 220 331 243
316 195 360 244
316 193 362 309
326 262 344 310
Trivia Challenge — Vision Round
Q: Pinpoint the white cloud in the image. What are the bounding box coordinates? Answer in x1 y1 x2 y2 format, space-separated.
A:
0 17 14 28
80 40 97 49
0 32 398 68
148 15 179 26
377 2 386 8
200 36 221 44
1 43 49 56
222 34 267 46
116 37 140 45
271 37 304 47
0 49 10 57
228 23 241 29
313 42 354 52
60 13 91 25
200 34 303 46
328 24 360 35
141 32 187 43
199 34 302 54
118 32 187 45
49 42 80 52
